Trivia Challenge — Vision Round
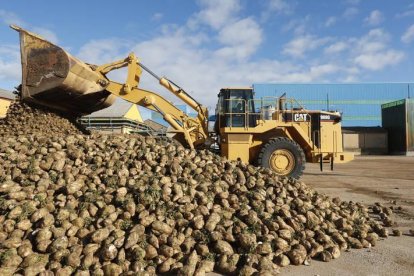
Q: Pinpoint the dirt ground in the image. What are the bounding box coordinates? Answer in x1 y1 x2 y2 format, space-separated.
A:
283 155 414 276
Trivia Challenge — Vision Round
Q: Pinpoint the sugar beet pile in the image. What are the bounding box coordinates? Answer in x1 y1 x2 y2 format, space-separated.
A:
0 102 394 275
0 102 85 136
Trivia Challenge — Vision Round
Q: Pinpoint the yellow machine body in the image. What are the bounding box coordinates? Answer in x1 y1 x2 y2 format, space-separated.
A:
12 26 353 178
0 98 13 118
215 89 353 165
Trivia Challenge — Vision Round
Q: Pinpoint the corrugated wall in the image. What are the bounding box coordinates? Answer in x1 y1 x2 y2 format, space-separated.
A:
253 83 413 127
407 99 414 152
381 99 407 153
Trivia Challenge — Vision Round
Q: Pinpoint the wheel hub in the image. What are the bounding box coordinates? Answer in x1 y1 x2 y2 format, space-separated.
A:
269 149 295 176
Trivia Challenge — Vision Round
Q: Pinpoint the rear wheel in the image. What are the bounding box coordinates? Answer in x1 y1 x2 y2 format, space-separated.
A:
257 137 306 178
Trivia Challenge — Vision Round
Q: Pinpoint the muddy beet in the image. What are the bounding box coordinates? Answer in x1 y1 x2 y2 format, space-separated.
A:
0 101 394 275
0 101 85 137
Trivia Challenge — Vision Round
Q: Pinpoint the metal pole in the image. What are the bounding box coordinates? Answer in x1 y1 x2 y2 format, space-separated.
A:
137 62 161 81
327 93 329 111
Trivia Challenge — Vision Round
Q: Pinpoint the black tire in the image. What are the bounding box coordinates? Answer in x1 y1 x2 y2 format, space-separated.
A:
257 137 306 179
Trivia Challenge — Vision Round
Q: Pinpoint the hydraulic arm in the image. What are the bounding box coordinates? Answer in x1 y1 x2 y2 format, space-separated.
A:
12 25 209 149
93 53 209 149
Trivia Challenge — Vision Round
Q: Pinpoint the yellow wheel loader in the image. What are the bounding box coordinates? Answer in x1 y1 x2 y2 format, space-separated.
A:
11 26 353 178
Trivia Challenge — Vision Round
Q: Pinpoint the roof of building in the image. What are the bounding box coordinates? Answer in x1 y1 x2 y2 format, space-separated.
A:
144 119 167 132
87 99 142 122
342 126 388 134
0 89 15 100
87 99 131 117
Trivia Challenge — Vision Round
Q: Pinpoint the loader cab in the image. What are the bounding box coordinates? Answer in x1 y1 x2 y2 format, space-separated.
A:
215 88 257 132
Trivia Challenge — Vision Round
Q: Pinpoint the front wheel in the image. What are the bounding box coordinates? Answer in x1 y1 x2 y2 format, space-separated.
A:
257 137 306 178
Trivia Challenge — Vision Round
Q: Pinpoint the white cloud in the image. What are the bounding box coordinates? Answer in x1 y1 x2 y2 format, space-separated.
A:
132 30 208 70
0 45 21 82
74 27 406 108
345 0 360 5
267 0 294 14
78 27 337 108
276 64 339 83
261 0 295 21
0 10 58 44
193 0 241 29
325 17 337 27
354 50 404 70
32 27 59 44
285 28 405 75
0 45 20 60
366 28 389 39
0 60 21 81
309 64 340 78
396 3 414 18
151 13 163 21
0 1 409 110
343 75 359 82
396 10 414 18
324 42 348 54
401 24 414 43
364 10 384 26
0 12 22 86
78 38 132 64
0 10 59 90
216 18 263 60
282 35 331 58
282 16 311 35
18 1 403 110
356 28 389 52
352 29 404 70
217 18 262 47
326 4 359 27
343 7 359 19
0 9 25 26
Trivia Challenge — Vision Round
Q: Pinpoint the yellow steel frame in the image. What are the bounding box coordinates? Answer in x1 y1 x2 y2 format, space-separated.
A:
92 53 209 149
218 96 354 164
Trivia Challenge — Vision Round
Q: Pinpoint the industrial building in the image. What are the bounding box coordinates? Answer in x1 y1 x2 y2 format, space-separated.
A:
253 83 413 127
341 127 388 155
144 83 413 155
80 100 166 135
382 98 414 156
0 89 14 118
146 83 413 128
252 83 414 155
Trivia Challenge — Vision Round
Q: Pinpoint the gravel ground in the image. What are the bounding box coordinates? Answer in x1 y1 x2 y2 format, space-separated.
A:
284 156 414 276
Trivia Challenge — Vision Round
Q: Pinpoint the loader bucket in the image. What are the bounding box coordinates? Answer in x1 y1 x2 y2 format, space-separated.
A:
11 25 116 116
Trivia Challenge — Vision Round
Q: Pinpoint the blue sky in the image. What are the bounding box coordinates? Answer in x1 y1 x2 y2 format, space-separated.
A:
1 0 414 111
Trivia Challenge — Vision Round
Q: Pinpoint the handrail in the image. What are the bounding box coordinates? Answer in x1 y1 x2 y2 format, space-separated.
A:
220 96 313 126
77 117 163 135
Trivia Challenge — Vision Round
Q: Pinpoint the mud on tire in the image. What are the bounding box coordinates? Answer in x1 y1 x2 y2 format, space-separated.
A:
257 137 306 179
